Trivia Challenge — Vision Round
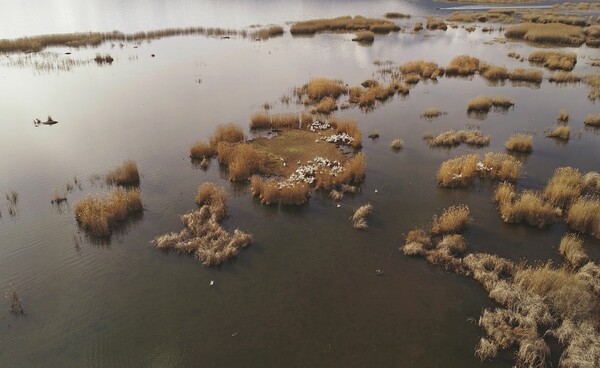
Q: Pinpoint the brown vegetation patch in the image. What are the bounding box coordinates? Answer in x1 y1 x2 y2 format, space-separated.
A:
290 16 398 36
74 188 143 237
544 167 583 208
509 68 543 83
546 125 570 140
295 78 347 102
431 205 470 235
315 97 338 114
426 18 448 31
495 184 558 228
505 134 533 153
446 55 480 76
216 142 274 181
190 140 215 159
559 233 588 269
426 130 490 148
436 154 480 187
479 63 509 80
413 22 423 32
505 23 586 46
420 107 446 119
351 203 373 229
549 71 581 83
566 196 600 238
385 12 410 19
209 123 246 148
106 160 140 186
352 31 375 43
528 50 577 71
251 26 284 40
400 60 442 79
585 113 600 127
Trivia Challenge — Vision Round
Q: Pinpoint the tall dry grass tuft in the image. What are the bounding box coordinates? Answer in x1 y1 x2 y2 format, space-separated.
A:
195 182 227 221
402 228 433 256
400 60 442 79
190 140 215 159
331 117 362 148
390 138 403 150
296 78 347 101
505 134 533 153
509 68 543 83
496 187 558 228
74 188 143 237
106 160 140 186
431 205 470 235
289 16 397 36
549 72 581 84
352 31 375 42
467 96 493 112
583 172 600 193
250 112 271 129
528 50 577 71
546 125 570 140
209 123 246 148
558 109 569 122
543 167 583 208
426 18 448 31
482 153 522 182
584 113 600 127
437 154 479 187
505 23 586 46
566 196 600 238
446 55 480 76
492 96 514 109
271 113 300 129
427 130 490 148
413 22 423 32
251 26 284 40
559 233 588 269
250 177 311 205
479 63 509 80
315 97 338 114
420 107 446 119
385 12 410 19
351 203 373 229
336 152 366 185
216 143 271 181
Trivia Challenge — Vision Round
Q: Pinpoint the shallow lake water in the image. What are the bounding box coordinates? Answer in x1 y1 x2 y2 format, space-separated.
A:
1 1 600 367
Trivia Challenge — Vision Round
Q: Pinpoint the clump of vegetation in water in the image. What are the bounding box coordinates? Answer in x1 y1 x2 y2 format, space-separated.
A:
426 18 447 31
426 130 490 148
546 125 570 141
585 113 600 127
420 107 446 120
5 284 24 315
352 31 375 43
289 16 398 36
106 160 140 186
445 55 480 76
528 50 577 71
190 140 214 160
351 203 373 229
505 134 533 153
437 153 522 187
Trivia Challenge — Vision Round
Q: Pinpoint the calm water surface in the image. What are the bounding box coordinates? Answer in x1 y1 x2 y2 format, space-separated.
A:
1 1 600 367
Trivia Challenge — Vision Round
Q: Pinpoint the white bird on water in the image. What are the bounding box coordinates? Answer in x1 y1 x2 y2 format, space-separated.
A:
210 280 214 286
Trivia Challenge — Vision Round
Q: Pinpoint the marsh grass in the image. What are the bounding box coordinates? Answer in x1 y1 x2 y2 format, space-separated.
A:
467 95 514 114
250 177 311 205
420 107 446 119
190 140 215 159
584 113 600 127
209 123 246 148
583 172 600 193
106 160 140 186
290 16 397 36
559 233 588 268
479 63 509 80
400 60 442 79
549 71 581 84
74 188 143 237
505 134 533 153
251 26 284 40
426 130 490 148
152 182 252 266
385 12 410 19
315 97 338 114
390 138 403 150
544 167 583 208
352 31 375 42
295 78 347 102
330 117 362 148
482 153 522 182
509 68 543 84
546 125 570 140
250 112 271 129
505 23 586 46
431 205 470 235
93 53 114 64
566 196 600 238
496 187 558 228
216 143 271 181
586 75 600 101
351 203 373 229
426 18 448 31
528 50 577 71
413 22 423 32
437 154 480 187
446 55 480 76
558 109 569 122
5 284 24 315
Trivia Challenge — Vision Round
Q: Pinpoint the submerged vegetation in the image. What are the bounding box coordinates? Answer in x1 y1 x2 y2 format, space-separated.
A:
5 284 24 315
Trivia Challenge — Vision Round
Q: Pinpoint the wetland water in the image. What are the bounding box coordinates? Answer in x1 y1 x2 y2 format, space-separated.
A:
1 0 600 367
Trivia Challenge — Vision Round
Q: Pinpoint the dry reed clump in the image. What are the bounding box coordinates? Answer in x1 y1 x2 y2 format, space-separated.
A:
495 184 558 228
576 262 600 295
105 160 140 186
426 18 448 31
505 134 533 153
329 189 343 201
289 16 398 36
521 11 588 27
249 112 271 129
585 25 600 47
209 123 246 148
330 117 362 148
479 63 509 80
384 12 410 19
546 125 570 140
445 55 480 76
587 75 600 101
413 22 423 32
400 60 442 79
431 205 470 235
390 138 403 150
352 31 374 42
5 284 24 315
558 109 569 122
74 188 143 237
436 154 480 187
566 196 600 238
295 78 347 102
426 130 490 148
548 71 581 84
552 320 600 368
271 113 300 129
351 203 373 229
216 143 271 181
251 26 284 40
584 113 600 127
152 184 252 267
559 233 588 269
491 96 514 109
509 68 543 83
583 172 600 192
437 234 467 255
482 153 522 182
402 228 433 256
504 23 586 46
93 53 114 64
334 152 366 186
467 96 493 112
250 177 311 205
190 140 215 159
543 167 583 208
315 97 338 114
420 107 446 119
528 50 577 71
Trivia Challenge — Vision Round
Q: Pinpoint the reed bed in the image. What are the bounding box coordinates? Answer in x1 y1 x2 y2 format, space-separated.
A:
351 203 373 229
549 71 581 84
251 26 284 40
420 107 446 119
559 233 588 268
509 68 543 83
413 22 423 32
543 167 583 208
505 134 533 153
436 154 480 187
584 113 600 126
0 27 248 53
334 153 366 186
330 117 362 148
495 185 558 228
106 160 140 186
426 130 490 148
400 60 442 79
250 177 311 205
583 172 600 192
315 97 338 113
521 12 588 27
467 96 493 112
390 138 403 150
558 109 569 122
209 123 246 148
249 112 271 129
546 125 570 140
190 140 214 159
152 182 252 266
566 196 600 238
431 205 470 235
295 78 347 102
479 64 509 80
426 18 448 31
216 143 271 181
74 188 142 237
505 23 586 46
271 113 300 128
290 16 397 36
445 55 480 76
482 153 522 181
384 12 410 19
352 31 374 42
528 50 577 71
93 53 114 64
